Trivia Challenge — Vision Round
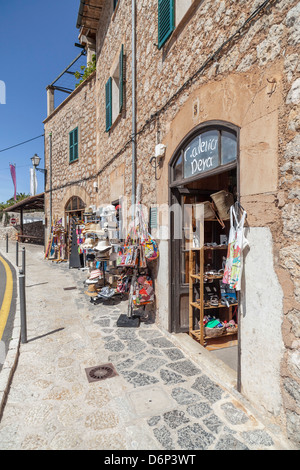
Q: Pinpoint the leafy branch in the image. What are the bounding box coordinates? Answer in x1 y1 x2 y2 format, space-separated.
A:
75 54 96 87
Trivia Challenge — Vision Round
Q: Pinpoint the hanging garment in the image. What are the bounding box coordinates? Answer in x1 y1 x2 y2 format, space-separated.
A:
222 205 248 291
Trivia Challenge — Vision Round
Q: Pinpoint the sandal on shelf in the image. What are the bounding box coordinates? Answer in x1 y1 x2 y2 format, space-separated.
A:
209 295 219 307
221 297 230 307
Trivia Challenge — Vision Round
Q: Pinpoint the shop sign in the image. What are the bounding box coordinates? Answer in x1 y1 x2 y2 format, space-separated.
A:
184 130 219 179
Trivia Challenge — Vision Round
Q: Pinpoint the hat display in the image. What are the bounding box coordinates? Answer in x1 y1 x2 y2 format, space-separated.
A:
83 207 94 215
84 284 100 297
83 223 103 235
89 269 101 279
94 239 112 252
82 238 96 249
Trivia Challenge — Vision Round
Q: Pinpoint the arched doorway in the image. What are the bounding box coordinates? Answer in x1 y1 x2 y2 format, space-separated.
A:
64 196 86 224
169 120 239 334
64 196 86 256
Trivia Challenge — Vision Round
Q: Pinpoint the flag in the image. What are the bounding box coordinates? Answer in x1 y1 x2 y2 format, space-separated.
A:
30 168 37 196
9 164 16 201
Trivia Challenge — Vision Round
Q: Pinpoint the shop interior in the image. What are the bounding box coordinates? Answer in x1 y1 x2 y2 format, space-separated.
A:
184 167 240 373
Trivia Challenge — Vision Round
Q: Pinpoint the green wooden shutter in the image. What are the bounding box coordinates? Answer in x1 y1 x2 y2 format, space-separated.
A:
119 44 124 114
73 127 78 160
105 77 112 132
69 128 79 162
69 130 74 162
158 0 174 49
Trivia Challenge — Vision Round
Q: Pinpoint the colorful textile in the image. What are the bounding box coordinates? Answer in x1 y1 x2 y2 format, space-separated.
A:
222 205 248 291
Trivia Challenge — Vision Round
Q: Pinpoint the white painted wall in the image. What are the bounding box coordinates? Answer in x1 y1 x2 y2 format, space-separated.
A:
155 239 170 331
240 227 284 416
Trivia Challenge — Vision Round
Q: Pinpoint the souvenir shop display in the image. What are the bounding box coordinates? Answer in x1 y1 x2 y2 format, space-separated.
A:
189 195 245 348
116 184 159 328
45 217 67 262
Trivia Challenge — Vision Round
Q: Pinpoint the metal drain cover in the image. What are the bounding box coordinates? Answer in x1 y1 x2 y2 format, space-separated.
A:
85 363 118 383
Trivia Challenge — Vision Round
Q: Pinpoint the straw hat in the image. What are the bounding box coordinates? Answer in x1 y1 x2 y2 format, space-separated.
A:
94 239 112 252
84 284 100 296
83 207 94 215
83 223 103 235
81 238 96 249
89 269 101 279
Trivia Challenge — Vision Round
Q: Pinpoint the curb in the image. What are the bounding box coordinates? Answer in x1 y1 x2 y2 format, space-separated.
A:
0 249 21 419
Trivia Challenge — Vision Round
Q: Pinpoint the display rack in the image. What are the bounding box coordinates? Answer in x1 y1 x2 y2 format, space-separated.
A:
189 239 238 348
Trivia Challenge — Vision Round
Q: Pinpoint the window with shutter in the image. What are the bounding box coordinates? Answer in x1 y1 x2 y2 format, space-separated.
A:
106 45 124 131
158 0 174 49
69 127 79 163
105 77 112 132
119 44 124 114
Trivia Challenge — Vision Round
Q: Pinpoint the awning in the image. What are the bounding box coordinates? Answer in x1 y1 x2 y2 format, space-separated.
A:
3 193 44 213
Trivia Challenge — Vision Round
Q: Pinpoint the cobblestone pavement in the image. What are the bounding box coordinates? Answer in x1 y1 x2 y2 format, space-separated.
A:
0 243 295 450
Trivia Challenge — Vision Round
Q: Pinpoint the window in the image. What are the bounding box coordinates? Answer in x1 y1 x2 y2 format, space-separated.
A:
69 127 79 163
171 125 238 182
158 0 193 49
105 45 124 132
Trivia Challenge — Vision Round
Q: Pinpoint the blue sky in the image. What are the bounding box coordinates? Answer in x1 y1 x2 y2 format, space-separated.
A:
0 0 84 203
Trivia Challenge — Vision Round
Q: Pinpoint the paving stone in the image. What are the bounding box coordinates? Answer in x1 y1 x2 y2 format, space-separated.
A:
153 425 175 450
166 359 201 377
116 329 138 340
192 375 223 402
94 318 111 327
104 340 125 352
136 357 166 372
160 369 186 385
162 348 185 361
221 402 249 425
148 415 161 427
186 401 212 418
147 337 175 348
241 430 274 447
126 339 147 353
163 409 190 429
203 413 224 434
215 434 249 450
115 358 135 371
177 423 215 450
171 387 201 405
123 371 159 387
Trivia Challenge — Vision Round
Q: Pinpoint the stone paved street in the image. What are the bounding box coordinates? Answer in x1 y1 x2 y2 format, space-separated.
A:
0 243 295 450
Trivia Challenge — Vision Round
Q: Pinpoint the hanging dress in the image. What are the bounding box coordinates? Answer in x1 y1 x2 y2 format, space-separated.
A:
222 205 248 291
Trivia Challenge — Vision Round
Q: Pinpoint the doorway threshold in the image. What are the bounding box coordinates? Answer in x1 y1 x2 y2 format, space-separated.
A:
169 331 238 393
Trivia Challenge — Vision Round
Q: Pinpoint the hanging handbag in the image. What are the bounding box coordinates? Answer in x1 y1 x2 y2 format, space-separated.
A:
144 236 159 261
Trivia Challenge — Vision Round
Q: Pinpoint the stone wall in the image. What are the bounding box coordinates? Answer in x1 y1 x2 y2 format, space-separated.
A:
92 0 300 444
43 0 300 445
43 72 97 229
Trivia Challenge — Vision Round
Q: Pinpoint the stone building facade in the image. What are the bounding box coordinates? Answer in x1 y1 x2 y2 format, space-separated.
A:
43 0 300 446
43 72 97 227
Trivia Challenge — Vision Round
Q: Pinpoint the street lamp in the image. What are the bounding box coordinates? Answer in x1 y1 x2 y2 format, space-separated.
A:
31 154 47 194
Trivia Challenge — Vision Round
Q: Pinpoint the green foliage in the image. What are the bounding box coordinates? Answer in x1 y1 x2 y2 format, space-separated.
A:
0 193 30 218
75 54 96 88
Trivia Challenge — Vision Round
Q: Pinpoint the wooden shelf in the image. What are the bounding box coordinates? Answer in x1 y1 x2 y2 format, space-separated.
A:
190 327 238 342
189 237 238 349
190 301 238 310
190 273 223 280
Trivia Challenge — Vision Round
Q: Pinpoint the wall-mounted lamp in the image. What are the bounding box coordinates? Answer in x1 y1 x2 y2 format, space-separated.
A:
31 153 47 195
93 181 98 192
149 144 166 180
